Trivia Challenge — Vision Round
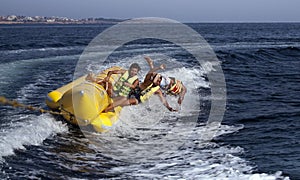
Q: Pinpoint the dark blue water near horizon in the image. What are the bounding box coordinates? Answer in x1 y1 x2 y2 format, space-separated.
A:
0 23 299 179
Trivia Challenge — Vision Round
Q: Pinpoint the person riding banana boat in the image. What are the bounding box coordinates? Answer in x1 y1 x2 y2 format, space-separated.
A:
86 63 142 108
103 58 177 112
144 56 187 105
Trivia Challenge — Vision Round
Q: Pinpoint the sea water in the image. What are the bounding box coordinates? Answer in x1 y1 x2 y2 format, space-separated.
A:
0 23 299 179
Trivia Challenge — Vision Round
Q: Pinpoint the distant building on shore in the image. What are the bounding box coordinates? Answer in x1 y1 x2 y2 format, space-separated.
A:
0 15 123 24
7 15 17 21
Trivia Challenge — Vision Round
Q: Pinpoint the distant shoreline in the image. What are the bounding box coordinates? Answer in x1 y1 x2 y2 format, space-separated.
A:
1 21 300 25
1 15 300 25
0 21 120 25
0 15 123 25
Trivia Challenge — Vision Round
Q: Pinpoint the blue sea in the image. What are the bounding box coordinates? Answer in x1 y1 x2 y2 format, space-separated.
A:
0 23 299 179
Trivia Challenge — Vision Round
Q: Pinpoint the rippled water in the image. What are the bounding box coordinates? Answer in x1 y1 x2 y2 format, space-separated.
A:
0 23 299 179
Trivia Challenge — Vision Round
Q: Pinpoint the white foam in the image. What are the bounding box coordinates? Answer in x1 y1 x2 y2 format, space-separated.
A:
0 114 68 162
91 123 290 180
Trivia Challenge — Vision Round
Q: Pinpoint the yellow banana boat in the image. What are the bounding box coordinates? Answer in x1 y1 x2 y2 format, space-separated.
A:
46 66 123 133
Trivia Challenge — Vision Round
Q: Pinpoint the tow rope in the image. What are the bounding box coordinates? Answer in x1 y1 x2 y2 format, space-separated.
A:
0 96 67 116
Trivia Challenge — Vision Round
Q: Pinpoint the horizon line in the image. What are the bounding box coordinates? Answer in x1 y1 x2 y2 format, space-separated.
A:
1 14 300 24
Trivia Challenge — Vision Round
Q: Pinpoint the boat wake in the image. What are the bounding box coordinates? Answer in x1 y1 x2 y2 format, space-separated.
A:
0 114 68 162
84 122 288 179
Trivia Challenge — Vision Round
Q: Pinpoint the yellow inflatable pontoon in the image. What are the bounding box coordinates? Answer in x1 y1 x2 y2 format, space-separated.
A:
46 66 123 133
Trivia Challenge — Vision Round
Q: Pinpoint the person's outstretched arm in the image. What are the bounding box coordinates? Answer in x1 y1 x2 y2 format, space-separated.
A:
178 83 187 105
123 79 139 89
103 69 126 82
155 88 177 112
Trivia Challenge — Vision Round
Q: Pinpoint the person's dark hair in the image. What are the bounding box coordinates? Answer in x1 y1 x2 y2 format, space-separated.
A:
130 63 141 71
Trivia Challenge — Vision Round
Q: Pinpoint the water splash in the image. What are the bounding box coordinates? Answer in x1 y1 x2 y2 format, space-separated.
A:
0 114 68 162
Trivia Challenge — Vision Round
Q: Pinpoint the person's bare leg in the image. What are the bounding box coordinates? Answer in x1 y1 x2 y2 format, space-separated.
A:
103 103 115 113
145 56 154 70
103 97 138 112
105 82 113 97
103 97 126 112
144 56 165 72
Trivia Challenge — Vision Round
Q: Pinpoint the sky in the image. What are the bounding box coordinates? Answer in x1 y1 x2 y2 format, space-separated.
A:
1 0 300 22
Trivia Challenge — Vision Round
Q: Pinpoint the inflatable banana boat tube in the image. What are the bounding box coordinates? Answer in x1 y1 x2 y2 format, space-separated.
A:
46 66 123 133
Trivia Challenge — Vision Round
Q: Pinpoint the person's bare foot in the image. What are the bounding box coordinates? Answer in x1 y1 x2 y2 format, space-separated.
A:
145 56 153 66
160 64 166 70
103 107 115 113
86 73 94 82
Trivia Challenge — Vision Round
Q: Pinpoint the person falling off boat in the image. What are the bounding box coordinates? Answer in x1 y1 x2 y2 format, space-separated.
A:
103 57 177 112
144 56 187 105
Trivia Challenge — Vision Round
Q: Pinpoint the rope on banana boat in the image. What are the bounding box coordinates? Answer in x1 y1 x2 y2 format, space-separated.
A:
0 96 67 116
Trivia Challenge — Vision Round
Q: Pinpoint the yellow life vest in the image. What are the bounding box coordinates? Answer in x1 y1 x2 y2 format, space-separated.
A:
168 79 182 95
113 71 138 97
140 84 160 103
